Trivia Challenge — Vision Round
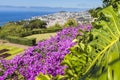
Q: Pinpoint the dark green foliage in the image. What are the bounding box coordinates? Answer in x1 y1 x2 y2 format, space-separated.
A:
0 23 26 37
5 36 36 46
103 0 120 7
20 31 33 37
0 19 62 38
0 22 34 38
28 19 47 30
16 20 27 25
89 7 103 18
32 28 62 34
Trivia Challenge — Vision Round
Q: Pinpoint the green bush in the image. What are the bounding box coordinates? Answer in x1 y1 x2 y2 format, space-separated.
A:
32 29 42 34
0 35 6 40
21 31 33 37
0 22 62 38
64 19 77 27
27 19 47 30
0 23 27 37
5 36 36 46
32 28 62 34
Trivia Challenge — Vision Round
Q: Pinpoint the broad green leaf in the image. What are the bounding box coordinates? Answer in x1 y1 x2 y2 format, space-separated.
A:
36 73 51 80
81 2 120 80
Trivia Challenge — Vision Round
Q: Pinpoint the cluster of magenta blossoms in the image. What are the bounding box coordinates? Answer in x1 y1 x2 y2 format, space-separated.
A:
0 25 92 80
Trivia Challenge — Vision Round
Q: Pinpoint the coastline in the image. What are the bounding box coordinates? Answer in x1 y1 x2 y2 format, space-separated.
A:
0 11 55 26
30 11 93 27
0 10 93 27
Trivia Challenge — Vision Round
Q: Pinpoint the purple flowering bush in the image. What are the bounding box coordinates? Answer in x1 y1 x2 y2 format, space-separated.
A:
0 25 92 80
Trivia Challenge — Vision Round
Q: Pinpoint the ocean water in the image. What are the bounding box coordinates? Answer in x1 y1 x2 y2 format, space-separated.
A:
0 11 55 26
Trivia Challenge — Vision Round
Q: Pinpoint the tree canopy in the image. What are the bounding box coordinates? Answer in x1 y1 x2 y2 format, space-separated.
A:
28 19 47 30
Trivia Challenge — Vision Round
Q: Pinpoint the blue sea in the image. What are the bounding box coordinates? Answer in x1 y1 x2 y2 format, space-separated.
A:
0 11 55 26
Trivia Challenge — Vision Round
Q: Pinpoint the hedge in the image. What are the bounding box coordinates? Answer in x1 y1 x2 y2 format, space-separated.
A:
18 28 62 37
4 36 36 46
32 28 62 34
21 31 33 37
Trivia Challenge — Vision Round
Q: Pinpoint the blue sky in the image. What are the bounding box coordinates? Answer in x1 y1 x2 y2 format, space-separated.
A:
0 0 102 8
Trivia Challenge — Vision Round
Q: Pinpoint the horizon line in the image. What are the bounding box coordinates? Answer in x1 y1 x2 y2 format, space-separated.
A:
0 5 93 9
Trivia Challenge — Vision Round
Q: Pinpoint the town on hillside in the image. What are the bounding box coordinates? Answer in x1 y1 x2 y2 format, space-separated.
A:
31 11 93 27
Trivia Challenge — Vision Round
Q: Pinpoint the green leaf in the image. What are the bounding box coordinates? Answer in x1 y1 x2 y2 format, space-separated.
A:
81 2 120 80
36 73 51 80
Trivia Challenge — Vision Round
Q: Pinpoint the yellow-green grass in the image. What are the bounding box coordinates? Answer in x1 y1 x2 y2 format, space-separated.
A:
0 45 24 59
0 45 9 50
25 33 56 43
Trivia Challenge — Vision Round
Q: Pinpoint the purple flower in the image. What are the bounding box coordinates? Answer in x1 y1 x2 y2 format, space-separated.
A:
0 25 92 80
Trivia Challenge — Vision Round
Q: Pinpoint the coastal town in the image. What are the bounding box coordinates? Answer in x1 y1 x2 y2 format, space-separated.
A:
31 11 93 27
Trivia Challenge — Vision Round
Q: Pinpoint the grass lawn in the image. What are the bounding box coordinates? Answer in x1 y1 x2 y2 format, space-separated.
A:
25 33 56 43
0 45 24 59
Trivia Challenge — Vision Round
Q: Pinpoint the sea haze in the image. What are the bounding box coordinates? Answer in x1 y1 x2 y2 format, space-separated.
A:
0 6 88 26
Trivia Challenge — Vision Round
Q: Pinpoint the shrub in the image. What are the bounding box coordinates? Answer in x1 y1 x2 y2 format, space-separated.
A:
20 31 33 37
64 19 78 27
32 28 62 34
0 23 27 37
5 36 36 46
27 19 47 30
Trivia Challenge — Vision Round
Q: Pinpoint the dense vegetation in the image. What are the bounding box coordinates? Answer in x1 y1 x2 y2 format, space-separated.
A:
0 0 120 80
5 36 36 46
25 19 47 30
0 25 91 80
0 19 62 46
0 19 48 38
0 23 27 37
0 18 77 38
62 1 120 80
